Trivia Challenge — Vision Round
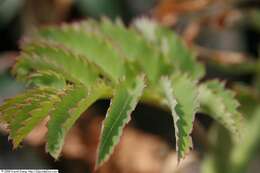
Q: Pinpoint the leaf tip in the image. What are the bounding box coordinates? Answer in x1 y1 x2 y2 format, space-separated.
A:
45 143 62 161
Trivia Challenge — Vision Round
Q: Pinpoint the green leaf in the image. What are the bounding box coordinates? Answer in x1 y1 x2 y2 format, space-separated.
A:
14 41 101 86
46 83 110 159
133 18 205 80
230 108 260 173
201 125 233 173
96 75 146 167
202 108 260 173
161 74 199 160
0 88 54 123
38 24 125 82
10 98 58 147
198 80 243 140
0 87 59 147
99 18 169 84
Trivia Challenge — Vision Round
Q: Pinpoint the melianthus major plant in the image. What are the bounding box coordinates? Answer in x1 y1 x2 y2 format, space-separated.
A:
0 18 244 168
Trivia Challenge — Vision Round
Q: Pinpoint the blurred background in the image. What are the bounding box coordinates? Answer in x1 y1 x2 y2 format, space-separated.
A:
0 0 259 172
